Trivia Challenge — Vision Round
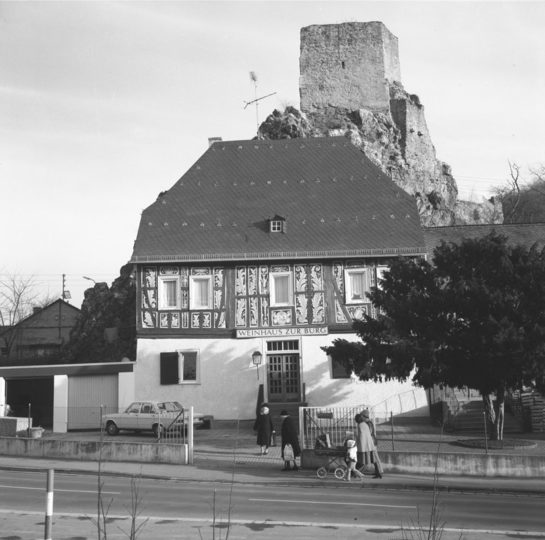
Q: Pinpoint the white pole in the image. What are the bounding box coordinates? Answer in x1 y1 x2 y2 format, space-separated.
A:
44 468 54 540
188 406 194 465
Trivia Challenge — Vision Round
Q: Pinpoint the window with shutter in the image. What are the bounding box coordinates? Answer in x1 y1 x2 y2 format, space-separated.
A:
160 351 199 384
160 352 179 385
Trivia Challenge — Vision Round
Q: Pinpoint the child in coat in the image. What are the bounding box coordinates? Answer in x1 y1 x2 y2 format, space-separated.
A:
344 438 365 484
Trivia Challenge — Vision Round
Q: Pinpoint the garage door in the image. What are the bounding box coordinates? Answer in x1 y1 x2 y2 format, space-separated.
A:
67 375 118 430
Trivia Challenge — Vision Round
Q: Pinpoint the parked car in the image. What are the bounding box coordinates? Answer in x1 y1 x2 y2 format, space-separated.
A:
102 401 208 436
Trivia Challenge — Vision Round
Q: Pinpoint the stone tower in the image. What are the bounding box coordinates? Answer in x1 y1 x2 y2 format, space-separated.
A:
259 21 503 227
300 22 401 114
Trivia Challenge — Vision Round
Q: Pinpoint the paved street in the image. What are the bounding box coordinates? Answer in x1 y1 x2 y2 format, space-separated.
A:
1 421 545 539
1 469 545 539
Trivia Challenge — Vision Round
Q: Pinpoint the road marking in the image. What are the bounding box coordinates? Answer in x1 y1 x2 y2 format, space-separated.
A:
0 484 119 495
249 497 416 509
2 510 544 537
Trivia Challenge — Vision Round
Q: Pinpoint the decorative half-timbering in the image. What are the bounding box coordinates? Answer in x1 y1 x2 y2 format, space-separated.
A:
139 264 226 330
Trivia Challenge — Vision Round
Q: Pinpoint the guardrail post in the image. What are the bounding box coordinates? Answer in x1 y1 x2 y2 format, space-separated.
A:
44 468 54 540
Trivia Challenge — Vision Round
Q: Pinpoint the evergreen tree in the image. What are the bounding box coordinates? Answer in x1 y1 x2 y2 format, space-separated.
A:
323 233 545 440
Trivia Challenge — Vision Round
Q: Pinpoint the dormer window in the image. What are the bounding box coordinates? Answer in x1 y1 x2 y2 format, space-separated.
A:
270 220 282 232
269 215 287 233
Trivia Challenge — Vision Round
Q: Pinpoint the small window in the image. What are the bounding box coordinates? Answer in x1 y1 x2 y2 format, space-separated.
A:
270 220 282 232
331 356 354 379
376 266 389 289
160 351 199 385
190 275 212 309
344 268 369 304
158 276 180 310
269 215 287 233
270 272 293 307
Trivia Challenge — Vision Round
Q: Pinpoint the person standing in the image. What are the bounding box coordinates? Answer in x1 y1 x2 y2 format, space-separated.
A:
355 410 383 478
254 404 274 455
363 409 384 478
280 410 301 471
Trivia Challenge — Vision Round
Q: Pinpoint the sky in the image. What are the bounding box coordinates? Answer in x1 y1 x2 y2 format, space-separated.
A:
1 0 544 309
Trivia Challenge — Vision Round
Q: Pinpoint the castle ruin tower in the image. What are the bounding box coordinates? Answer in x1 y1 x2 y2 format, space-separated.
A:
299 22 401 115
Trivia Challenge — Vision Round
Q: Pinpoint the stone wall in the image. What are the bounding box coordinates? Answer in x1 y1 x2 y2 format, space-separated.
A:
300 22 400 114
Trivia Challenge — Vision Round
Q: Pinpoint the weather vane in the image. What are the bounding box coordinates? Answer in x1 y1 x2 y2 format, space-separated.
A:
244 71 276 134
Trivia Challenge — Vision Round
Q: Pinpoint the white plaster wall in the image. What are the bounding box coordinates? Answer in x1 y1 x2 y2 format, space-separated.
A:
302 333 428 415
118 371 135 412
0 377 5 416
53 375 68 433
137 334 428 420
136 338 266 420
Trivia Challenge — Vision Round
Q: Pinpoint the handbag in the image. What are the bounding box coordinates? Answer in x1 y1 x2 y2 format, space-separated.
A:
283 443 294 460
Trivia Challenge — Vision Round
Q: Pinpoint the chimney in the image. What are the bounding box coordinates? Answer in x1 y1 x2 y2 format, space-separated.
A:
208 137 222 147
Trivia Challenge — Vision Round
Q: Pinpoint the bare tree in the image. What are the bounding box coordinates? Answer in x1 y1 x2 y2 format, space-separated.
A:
495 162 545 224
0 274 42 327
0 273 59 359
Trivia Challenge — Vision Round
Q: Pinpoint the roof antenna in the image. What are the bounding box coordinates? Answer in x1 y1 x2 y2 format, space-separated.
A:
243 71 276 135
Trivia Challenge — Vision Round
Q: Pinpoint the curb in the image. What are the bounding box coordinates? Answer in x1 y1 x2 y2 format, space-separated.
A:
2 463 545 496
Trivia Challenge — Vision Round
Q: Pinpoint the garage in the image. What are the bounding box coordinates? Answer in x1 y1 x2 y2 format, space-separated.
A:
0 361 134 433
67 374 118 430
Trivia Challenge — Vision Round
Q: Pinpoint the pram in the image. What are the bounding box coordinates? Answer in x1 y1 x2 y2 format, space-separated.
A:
314 446 347 479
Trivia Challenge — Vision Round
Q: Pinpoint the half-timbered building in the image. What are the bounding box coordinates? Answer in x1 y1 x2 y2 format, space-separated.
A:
130 137 428 420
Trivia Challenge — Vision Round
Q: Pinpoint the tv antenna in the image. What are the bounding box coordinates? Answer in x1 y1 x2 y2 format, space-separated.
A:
244 71 276 133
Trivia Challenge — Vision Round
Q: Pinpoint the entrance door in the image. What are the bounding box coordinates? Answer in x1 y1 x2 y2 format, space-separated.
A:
267 353 300 402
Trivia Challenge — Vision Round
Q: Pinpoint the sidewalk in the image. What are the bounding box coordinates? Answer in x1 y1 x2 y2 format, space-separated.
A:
1 421 545 495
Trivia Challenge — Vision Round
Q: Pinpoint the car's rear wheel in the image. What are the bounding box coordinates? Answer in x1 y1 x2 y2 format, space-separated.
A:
106 421 119 436
152 423 164 438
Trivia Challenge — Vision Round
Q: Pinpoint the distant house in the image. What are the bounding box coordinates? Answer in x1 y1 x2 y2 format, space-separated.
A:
0 299 80 366
129 137 429 421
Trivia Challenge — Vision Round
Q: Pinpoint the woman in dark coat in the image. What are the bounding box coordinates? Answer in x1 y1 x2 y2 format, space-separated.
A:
254 404 274 455
280 410 301 471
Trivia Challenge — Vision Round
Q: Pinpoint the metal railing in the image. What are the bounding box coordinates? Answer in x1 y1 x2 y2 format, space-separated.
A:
299 389 429 449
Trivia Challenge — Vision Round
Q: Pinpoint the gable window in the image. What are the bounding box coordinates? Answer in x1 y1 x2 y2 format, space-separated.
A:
158 276 180 309
344 268 369 304
270 271 293 307
190 275 213 309
160 351 199 384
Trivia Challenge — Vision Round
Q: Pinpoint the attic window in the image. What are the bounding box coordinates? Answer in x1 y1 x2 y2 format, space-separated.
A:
269 216 287 233
271 220 282 232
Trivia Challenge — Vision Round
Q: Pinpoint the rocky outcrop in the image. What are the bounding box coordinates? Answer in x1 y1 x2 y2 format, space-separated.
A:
62 263 136 363
258 21 502 227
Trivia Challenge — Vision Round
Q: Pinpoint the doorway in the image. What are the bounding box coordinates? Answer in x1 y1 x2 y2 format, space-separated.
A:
6 377 54 428
266 340 301 402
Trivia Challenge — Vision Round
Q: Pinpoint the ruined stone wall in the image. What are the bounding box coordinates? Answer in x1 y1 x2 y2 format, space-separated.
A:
299 22 401 114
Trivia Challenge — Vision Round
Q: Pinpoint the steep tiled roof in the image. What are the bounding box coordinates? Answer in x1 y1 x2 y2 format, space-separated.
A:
131 137 426 263
424 223 545 259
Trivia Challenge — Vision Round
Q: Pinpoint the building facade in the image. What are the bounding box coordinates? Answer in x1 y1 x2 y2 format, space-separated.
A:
131 137 429 420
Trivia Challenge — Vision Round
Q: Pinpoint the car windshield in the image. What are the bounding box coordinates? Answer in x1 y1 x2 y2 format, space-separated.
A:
159 401 183 412
125 403 141 414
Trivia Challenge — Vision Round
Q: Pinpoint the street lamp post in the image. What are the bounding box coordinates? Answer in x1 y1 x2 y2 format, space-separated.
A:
83 276 96 285
251 350 263 380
